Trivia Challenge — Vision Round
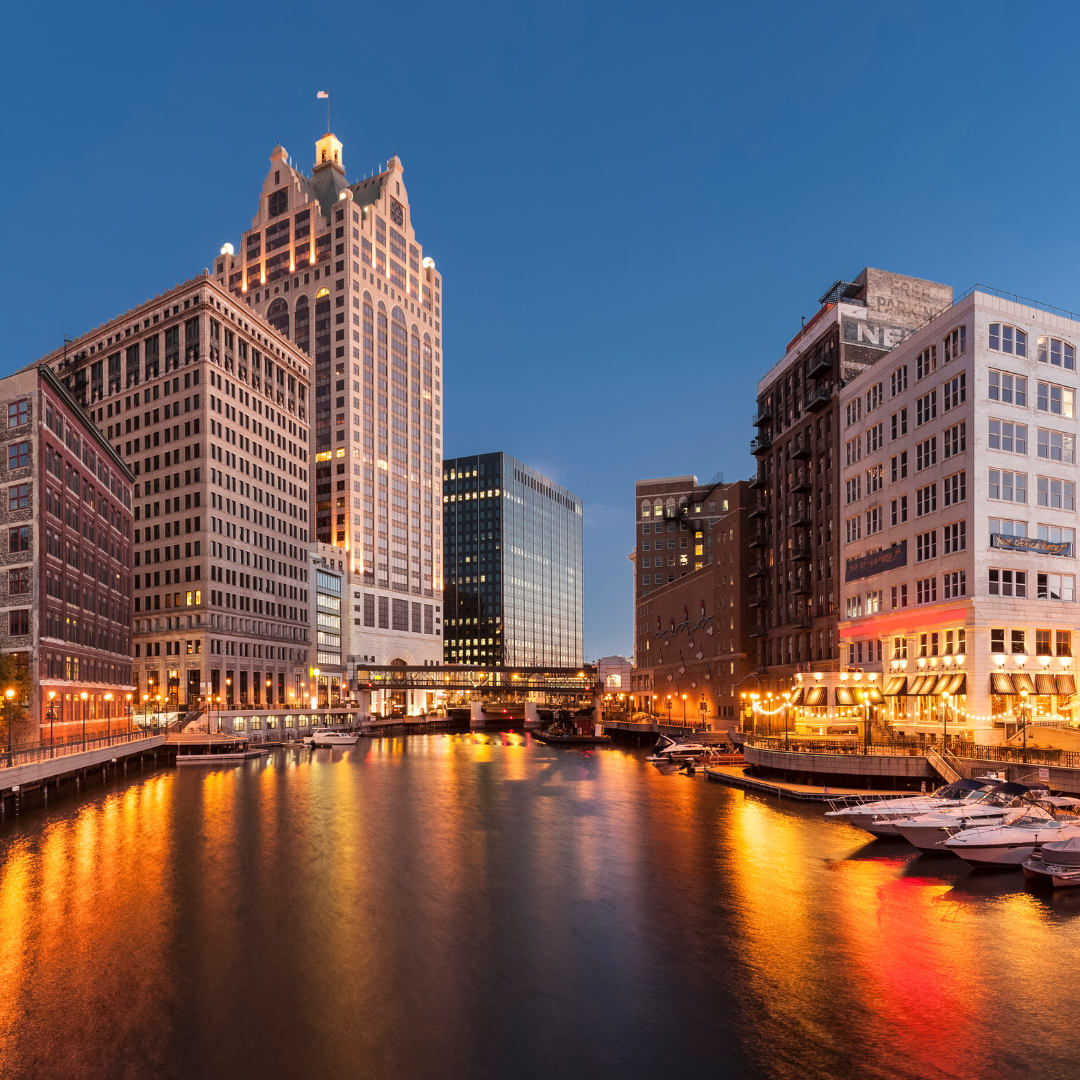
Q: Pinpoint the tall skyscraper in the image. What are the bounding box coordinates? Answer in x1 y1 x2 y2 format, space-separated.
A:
0 365 135 741
212 133 445 613
442 453 582 667
37 274 313 711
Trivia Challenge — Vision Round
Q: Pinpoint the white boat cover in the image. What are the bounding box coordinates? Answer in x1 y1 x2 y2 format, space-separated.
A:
1040 836 1080 865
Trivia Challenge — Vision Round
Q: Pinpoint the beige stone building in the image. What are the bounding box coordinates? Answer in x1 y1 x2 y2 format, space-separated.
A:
36 274 312 712
212 132 444 615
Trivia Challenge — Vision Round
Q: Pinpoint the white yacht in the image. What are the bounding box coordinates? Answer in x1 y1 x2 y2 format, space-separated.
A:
305 728 360 747
942 800 1080 866
646 734 712 762
824 779 996 837
1022 835 1080 887
893 782 1041 853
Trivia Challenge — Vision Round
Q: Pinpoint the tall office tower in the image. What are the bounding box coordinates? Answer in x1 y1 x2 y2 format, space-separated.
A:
839 289 1080 745
213 133 444 617
37 274 313 711
0 366 134 742
749 268 952 694
630 475 752 717
442 453 582 667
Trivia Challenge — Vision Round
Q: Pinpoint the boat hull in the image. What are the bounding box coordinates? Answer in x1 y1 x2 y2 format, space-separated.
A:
534 733 611 745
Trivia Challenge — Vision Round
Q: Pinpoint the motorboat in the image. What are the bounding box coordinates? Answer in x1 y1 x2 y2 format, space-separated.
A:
646 734 713 762
1022 835 1080 887
824 778 997 837
305 728 360 747
942 799 1080 866
893 782 1044 854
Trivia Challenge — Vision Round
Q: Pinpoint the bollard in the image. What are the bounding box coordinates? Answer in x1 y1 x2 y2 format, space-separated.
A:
13 785 20 816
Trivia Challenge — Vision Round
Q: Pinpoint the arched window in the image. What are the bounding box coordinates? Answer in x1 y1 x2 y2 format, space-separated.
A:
390 306 407 369
315 292 331 366
294 296 310 354
654 500 662 518
641 501 651 519
316 287 330 298
363 291 372 302
267 298 289 339
392 306 405 323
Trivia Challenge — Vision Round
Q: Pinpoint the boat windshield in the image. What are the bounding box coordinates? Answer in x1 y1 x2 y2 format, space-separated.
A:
1007 813 1055 828
936 781 992 801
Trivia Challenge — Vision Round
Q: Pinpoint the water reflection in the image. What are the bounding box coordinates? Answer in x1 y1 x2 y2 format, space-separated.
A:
1 742 1079 1079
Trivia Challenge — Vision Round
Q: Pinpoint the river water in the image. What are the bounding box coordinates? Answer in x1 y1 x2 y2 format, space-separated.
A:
1 734 1078 1080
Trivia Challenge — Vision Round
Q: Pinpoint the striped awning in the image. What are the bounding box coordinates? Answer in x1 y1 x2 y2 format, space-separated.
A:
991 671 1015 694
804 686 827 707
1036 673 1058 696
916 676 940 696
932 674 953 696
883 676 907 696
946 673 966 695
1058 673 1077 695
866 687 884 704
906 675 927 695
835 686 855 706
1013 672 1037 694
789 688 805 706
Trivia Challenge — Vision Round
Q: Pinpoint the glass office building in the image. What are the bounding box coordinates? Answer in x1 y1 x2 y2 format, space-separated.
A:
443 452 582 667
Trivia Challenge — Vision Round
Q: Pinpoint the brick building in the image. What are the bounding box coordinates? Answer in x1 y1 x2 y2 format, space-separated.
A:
0 365 134 741
631 476 753 722
36 273 312 711
749 268 953 692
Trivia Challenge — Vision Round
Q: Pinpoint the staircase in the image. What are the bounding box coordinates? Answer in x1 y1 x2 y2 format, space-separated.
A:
168 705 205 733
925 746 965 783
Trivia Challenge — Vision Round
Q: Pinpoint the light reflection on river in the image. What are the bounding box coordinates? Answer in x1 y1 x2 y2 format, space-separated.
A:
1 734 1079 1079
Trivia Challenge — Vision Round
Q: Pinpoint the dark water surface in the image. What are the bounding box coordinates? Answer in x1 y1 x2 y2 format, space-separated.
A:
1 734 1079 1080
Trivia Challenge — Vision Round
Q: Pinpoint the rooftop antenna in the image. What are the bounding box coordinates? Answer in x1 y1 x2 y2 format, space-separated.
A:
317 89 330 131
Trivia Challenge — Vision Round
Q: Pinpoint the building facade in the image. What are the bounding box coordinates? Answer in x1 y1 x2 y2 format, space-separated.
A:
213 133 444 609
311 543 345 706
36 274 312 712
838 288 1080 743
631 476 753 719
0 365 135 742
749 268 954 693
442 453 582 667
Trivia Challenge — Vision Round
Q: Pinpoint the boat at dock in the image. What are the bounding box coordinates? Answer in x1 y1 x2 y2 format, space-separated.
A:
1022 836 1080 886
172 733 268 764
304 728 361 747
892 782 1045 853
533 710 611 746
824 778 997 837
943 799 1080 866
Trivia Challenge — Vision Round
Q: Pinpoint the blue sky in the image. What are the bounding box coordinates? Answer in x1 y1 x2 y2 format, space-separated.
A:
3 2 1080 660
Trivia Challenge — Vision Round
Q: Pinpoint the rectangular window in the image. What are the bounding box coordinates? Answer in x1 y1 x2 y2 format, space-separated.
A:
1057 630 1072 656
8 400 28 426
866 463 883 494
8 484 29 511
846 398 862 426
944 422 966 459
988 470 1026 503
845 436 862 466
943 571 966 599
916 346 937 380
866 422 883 453
916 530 937 562
845 476 861 504
944 374 966 411
916 483 937 516
866 383 882 413
845 595 863 618
890 496 908 526
943 520 966 554
866 589 882 614
990 370 1027 405
8 567 30 594
8 525 29 552
845 515 862 543
1036 476 1076 511
1037 381 1075 417
989 517 1027 539
1037 337 1076 370
943 471 966 507
866 506 882 536
1037 428 1075 463
989 569 1027 597
1037 574 1075 601
916 576 937 604
989 419 1027 454
916 390 936 426
7 442 29 469
890 365 908 396
916 437 937 471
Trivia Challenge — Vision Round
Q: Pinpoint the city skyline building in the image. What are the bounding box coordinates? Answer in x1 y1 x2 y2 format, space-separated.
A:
442 453 582 667
0 365 135 741
212 132 445 611
749 268 954 693
35 274 312 712
630 475 753 717
838 288 1080 743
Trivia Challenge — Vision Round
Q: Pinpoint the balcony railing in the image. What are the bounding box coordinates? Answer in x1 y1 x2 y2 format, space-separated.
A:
805 385 832 412
752 405 773 427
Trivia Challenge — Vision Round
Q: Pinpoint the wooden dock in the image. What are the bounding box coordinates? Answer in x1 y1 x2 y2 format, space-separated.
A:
704 764 912 804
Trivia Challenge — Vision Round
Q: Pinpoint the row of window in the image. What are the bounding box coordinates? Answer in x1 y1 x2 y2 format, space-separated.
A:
989 470 1076 509
989 371 1075 415
988 420 1075 461
989 324 1076 369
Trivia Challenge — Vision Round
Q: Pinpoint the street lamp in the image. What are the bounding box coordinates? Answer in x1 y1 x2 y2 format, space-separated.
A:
782 690 791 750
681 693 687 725
104 693 113 741
942 690 951 748
4 688 14 756
142 693 150 729
126 694 132 732
47 691 57 757
665 695 672 724
1019 686 1028 764
80 691 88 749
313 667 321 716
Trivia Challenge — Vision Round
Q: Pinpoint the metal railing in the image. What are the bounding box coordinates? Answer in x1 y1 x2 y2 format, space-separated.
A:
1 728 158 770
